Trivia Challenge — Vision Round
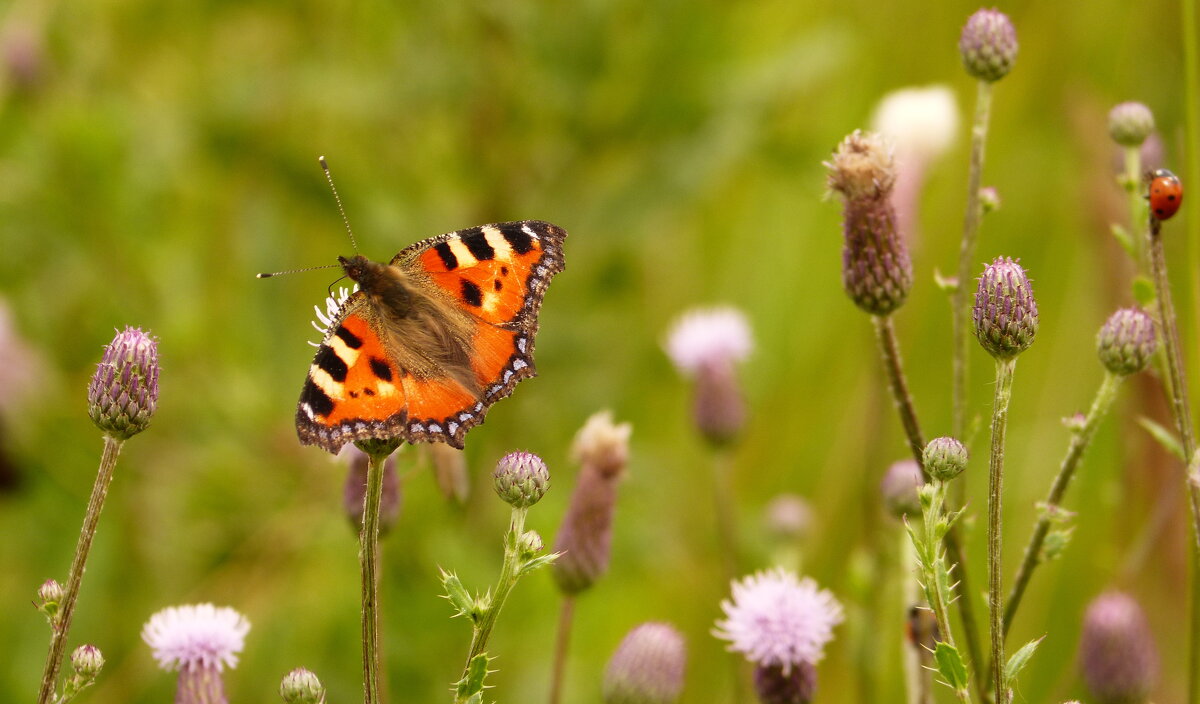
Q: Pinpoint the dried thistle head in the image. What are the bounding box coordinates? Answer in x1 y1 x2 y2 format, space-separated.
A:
825 131 912 316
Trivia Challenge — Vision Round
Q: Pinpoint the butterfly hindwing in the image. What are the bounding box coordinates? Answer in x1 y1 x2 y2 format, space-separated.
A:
295 220 565 453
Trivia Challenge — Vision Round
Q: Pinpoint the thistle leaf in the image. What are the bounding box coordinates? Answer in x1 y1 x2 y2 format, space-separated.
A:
933 642 969 691
454 653 492 700
1138 417 1186 461
1003 636 1044 689
439 568 475 620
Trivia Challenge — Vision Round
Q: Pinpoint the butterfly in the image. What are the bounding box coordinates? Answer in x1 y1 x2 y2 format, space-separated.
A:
296 220 566 453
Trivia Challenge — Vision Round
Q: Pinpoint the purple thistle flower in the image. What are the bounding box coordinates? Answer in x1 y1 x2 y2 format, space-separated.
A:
753 662 817 704
552 412 631 594
1097 308 1157 376
825 131 913 317
1078 591 1158 704
603 622 687 704
973 257 1038 360
142 604 250 704
714 568 843 672
87 326 159 440
665 307 752 444
959 8 1018 82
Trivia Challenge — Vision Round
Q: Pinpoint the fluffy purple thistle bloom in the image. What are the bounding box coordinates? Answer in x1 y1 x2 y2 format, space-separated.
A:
714 568 843 672
143 604 250 704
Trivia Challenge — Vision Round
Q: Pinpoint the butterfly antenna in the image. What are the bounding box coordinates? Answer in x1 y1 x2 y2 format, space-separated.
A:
319 156 360 254
256 263 341 279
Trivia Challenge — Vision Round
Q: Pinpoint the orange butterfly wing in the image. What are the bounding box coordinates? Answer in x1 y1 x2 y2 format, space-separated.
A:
295 220 566 452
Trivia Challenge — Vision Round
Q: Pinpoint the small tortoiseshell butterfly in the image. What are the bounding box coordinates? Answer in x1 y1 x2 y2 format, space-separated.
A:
295 220 566 453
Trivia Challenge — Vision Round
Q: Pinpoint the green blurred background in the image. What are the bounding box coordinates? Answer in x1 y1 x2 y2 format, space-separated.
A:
1 0 1196 701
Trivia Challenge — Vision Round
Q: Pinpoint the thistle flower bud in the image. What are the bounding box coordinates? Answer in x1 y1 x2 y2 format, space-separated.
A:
553 416 629 593
826 130 913 316
518 529 544 555
1108 102 1155 148
87 327 159 439
980 186 1001 213
603 622 687 704
753 662 817 704
973 257 1038 360
341 446 401 535
665 308 752 445
71 644 105 679
764 494 813 543
880 459 923 519
1078 591 1159 704
280 668 326 704
959 8 1018 82
923 437 968 482
1097 308 1157 376
37 578 63 619
493 451 550 508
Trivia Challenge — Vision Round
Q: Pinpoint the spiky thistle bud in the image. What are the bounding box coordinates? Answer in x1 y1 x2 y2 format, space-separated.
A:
826 130 913 316
603 622 687 704
1078 591 1159 704
973 257 1038 360
341 446 401 535
493 451 550 508
753 662 817 704
1108 102 1155 148
280 668 326 704
87 327 159 439
923 437 968 482
552 412 631 593
36 578 63 621
71 644 105 679
880 459 923 519
1097 308 1157 376
959 8 1018 82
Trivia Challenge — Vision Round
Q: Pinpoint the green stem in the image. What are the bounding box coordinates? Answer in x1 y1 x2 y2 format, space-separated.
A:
952 79 995 441
37 435 124 704
462 507 527 671
1148 219 1200 704
986 359 1015 704
547 596 575 704
359 449 388 704
1002 371 1122 638
1122 147 1149 269
711 449 738 582
873 315 987 695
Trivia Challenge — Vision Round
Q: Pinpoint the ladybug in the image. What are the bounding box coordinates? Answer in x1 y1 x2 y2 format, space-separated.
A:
1149 168 1184 221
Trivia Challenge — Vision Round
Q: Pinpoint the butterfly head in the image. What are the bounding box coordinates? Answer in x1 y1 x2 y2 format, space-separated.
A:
337 254 373 284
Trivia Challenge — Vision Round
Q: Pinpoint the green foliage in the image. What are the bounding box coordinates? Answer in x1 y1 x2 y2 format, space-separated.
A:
933 642 969 693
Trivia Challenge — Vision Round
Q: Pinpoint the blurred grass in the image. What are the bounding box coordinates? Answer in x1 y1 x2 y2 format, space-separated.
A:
0 0 1196 702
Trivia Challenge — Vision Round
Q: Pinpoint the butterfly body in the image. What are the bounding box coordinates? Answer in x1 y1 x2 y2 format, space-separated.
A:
297 220 566 453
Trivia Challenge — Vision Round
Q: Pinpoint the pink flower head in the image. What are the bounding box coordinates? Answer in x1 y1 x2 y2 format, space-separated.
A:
142 604 250 672
714 568 843 672
664 306 752 376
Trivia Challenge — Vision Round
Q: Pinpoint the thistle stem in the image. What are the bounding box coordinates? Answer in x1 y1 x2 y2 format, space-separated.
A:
900 534 933 704
1122 147 1149 268
1147 220 1200 704
952 79 995 440
547 596 575 704
872 315 987 695
462 507 527 671
711 449 738 582
37 435 124 704
986 358 1016 704
1002 371 1122 636
359 449 388 704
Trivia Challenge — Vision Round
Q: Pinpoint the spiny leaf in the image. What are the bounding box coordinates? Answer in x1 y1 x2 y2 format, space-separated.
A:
517 552 561 578
439 568 475 620
1138 417 1186 461
455 653 492 700
1003 636 1045 689
933 642 969 692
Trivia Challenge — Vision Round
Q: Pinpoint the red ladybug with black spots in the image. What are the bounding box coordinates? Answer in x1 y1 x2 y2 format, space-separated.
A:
1148 168 1184 221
